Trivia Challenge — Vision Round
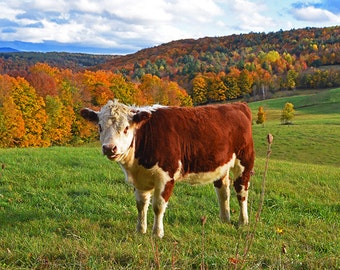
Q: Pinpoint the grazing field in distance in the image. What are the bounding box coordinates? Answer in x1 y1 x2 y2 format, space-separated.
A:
0 88 339 269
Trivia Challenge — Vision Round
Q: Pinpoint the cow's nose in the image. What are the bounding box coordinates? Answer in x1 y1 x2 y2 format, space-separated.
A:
102 144 117 156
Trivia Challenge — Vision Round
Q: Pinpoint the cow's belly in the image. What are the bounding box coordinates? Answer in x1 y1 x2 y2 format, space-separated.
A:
178 153 236 185
119 153 236 190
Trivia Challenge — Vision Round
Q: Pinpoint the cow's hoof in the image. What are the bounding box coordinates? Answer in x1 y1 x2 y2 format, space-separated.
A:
238 219 249 226
152 229 164 238
136 225 147 234
220 216 231 223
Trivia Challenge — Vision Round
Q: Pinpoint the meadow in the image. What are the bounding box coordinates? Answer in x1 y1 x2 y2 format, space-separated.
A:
0 88 339 269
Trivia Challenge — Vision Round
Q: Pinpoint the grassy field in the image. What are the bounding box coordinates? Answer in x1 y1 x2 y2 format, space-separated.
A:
0 88 339 269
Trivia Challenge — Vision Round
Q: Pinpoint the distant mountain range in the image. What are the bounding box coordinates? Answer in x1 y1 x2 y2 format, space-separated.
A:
0 47 21 53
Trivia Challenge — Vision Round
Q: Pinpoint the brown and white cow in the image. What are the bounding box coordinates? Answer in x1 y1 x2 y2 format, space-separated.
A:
81 99 255 238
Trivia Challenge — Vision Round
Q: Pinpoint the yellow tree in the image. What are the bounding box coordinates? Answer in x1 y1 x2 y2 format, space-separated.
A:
109 74 137 104
0 95 25 147
224 67 241 99
44 96 74 145
138 74 160 105
256 106 266 127
238 69 253 95
162 80 193 106
207 75 226 102
192 75 207 105
11 77 48 147
287 69 298 90
281 102 295 125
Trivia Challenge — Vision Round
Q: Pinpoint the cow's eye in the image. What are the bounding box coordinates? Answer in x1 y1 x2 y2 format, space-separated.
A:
98 124 103 132
124 126 129 134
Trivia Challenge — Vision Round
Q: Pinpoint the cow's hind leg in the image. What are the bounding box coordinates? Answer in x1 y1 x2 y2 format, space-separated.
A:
135 189 151 234
214 174 231 223
232 158 249 225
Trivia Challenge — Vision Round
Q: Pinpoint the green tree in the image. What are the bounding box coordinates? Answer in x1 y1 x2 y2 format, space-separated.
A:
109 74 136 104
223 75 241 99
287 69 298 90
238 69 253 95
281 102 295 124
44 96 74 145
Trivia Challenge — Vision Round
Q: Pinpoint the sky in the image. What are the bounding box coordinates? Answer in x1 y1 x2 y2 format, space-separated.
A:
0 0 339 55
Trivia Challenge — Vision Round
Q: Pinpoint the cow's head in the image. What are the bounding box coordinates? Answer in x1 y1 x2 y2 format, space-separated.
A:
81 100 151 161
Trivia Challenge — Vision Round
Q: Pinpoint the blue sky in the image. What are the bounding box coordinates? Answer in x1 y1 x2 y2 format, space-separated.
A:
0 0 339 55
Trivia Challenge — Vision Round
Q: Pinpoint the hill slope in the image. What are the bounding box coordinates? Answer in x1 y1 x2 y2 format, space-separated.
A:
249 88 340 167
97 26 340 84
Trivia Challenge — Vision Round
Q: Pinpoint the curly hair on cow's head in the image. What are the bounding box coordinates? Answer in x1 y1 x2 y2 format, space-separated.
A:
100 99 130 118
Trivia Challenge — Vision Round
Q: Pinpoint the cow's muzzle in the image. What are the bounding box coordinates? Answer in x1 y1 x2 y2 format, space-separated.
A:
102 144 118 160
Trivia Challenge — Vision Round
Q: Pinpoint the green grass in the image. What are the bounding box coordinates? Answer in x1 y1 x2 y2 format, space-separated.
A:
0 88 339 269
249 87 340 167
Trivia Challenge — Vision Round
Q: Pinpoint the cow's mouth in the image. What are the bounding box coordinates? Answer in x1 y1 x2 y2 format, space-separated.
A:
106 154 119 160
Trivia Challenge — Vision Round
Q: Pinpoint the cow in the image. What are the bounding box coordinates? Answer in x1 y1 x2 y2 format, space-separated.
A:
80 99 255 238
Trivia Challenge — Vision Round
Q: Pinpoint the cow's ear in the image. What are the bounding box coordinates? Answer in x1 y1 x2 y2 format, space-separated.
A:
80 108 99 123
132 111 152 125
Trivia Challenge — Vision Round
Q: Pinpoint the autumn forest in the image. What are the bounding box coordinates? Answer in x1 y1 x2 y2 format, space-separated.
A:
0 26 339 148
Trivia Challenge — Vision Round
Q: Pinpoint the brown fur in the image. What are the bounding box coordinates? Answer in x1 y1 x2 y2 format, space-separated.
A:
135 103 254 180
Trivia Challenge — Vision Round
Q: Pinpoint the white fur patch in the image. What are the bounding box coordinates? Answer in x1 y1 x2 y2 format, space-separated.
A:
178 153 237 185
120 153 237 189
121 160 172 191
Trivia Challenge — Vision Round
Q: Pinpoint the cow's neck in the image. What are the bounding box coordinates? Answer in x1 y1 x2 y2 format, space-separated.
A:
118 138 135 168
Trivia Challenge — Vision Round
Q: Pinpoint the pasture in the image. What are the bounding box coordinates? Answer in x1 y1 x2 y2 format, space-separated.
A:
0 88 339 269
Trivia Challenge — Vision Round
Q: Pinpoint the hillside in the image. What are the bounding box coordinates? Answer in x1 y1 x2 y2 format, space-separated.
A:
1 26 339 88
99 26 340 70
95 26 340 92
0 51 115 75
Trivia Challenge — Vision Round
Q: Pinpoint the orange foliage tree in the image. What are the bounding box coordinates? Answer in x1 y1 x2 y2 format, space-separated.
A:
82 70 115 106
138 74 192 106
27 63 59 98
0 94 25 147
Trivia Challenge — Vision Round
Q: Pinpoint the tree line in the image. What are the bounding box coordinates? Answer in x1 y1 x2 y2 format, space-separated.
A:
0 63 192 148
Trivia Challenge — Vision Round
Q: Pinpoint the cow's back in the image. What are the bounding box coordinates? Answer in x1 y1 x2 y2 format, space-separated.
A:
134 103 253 178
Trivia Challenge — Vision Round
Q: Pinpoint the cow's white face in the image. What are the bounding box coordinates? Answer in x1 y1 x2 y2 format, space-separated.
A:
81 100 152 162
98 101 135 161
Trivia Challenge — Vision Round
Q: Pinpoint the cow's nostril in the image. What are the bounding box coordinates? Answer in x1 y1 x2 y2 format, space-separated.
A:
102 144 116 155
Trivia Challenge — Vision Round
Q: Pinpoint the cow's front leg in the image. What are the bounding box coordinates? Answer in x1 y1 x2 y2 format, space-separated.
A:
152 180 174 238
214 174 231 223
135 189 151 234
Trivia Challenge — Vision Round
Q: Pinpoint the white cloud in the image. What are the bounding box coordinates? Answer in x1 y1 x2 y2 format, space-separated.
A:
0 2 25 20
170 0 223 23
227 0 276 32
0 0 338 53
292 6 340 23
